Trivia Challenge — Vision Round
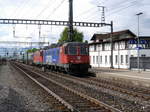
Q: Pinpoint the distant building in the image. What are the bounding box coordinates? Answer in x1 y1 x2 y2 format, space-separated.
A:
89 29 150 69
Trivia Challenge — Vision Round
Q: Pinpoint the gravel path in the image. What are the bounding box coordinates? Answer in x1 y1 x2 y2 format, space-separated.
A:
0 63 54 112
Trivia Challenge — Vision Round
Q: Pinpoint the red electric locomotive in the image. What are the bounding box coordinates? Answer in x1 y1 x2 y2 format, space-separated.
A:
60 42 90 73
31 42 90 74
33 50 43 66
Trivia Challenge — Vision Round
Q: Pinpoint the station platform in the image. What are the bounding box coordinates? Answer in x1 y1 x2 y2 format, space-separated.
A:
91 68 150 87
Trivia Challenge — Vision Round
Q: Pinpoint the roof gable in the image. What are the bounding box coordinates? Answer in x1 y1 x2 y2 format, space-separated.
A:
91 29 136 41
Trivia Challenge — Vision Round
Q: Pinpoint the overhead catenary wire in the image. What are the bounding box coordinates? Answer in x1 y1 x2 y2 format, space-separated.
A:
20 0 37 19
83 0 140 22
74 6 97 19
98 0 110 5
107 0 140 14
74 0 107 20
106 0 143 16
75 0 137 20
10 0 25 18
35 0 56 19
46 0 66 19
12 0 32 19
85 0 142 21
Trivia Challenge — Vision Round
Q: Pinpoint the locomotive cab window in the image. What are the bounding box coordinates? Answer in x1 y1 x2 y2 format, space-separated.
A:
68 46 77 55
40 52 43 56
65 47 68 54
80 46 88 55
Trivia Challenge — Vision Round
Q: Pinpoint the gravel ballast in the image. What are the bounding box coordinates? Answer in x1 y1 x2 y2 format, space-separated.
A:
0 63 54 112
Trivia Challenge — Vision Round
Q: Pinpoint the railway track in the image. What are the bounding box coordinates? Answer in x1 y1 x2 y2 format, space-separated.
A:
55 72 150 101
90 69 150 95
46 72 150 111
13 62 150 112
87 77 150 100
11 63 72 112
31 65 150 101
11 62 121 112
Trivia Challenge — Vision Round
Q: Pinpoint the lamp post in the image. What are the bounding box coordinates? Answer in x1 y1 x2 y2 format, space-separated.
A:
136 12 143 73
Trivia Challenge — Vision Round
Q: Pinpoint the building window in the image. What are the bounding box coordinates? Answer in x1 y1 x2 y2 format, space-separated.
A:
96 56 98 64
125 41 128 49
94 45 97 51
109 55 111 64
126 55 128 64
105 55 107 64
102 44 105 51
93 56 95 64
115 55 118 64
100 56 102 64
121 55 123 64
141 54 146 57
98 45 100 51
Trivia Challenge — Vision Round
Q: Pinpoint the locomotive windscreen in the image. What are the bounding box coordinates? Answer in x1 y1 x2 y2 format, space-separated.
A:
64 42 88 55
80 46 88 55
68 46 77 55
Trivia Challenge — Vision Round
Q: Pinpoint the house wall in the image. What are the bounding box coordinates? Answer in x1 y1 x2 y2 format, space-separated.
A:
89 40 150 69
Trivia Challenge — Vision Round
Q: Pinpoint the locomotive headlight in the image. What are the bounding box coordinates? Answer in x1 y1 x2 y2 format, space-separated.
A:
77 56 81 60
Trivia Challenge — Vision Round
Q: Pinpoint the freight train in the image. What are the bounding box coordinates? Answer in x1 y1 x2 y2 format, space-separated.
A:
21 42 90 73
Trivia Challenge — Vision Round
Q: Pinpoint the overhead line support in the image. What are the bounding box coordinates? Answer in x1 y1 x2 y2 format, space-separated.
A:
0 19 110 27
68 0 73 42
0 18 113 68
98 6 106 23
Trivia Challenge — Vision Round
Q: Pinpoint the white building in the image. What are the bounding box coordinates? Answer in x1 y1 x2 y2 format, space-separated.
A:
89 30 150 69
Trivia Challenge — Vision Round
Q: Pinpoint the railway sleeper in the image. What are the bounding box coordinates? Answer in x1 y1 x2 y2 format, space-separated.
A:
65 100 89 104
52 105 68 110
15 62 121 112
86 107 108 111
65 97 88 101
77 107 110 112
73 103 93 107
51 102 66 106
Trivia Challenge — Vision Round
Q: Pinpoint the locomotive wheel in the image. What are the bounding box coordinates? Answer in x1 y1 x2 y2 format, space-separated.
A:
65 68 70 74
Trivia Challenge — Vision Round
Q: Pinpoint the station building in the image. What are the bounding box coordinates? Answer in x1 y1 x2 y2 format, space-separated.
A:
89 29 150 69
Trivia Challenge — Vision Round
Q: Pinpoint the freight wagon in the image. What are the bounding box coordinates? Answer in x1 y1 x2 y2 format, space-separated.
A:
24 52 34 65
33 50 43 66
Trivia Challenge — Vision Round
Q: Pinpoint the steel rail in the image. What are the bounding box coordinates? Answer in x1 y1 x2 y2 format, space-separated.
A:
11 63 75 112
49 71 150 101
15 62 122 112
88 77 150 100
18 63 150 101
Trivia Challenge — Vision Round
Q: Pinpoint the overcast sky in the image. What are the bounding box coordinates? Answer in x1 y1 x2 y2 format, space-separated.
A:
0 0 150 44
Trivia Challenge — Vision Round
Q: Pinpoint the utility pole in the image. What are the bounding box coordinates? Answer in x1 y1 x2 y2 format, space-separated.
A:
97 6 106 67
110 21 113 69
98 6 106 23
68 0 73 42
13 25 16 37
136 12 143 73
38 25 41 48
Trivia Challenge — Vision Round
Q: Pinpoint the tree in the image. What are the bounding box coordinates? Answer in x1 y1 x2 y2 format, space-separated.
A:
84 40 88 43
58 27 84 43
27 48 38 53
